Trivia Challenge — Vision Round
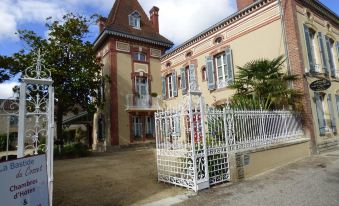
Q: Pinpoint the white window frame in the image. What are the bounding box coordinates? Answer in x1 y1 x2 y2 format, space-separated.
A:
167 75 174 98
215 53 228 88
309 30 321 72
129 11 141 29
133 52 146 62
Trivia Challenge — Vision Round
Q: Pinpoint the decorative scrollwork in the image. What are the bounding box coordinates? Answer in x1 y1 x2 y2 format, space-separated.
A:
24 115 48 154
24 49 51 79
0 98 19 115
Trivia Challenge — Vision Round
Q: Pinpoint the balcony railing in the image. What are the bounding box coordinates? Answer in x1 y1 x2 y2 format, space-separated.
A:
125 94 161 111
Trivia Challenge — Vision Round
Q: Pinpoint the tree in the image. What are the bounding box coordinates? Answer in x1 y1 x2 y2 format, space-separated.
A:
229 55 302 110
0 13 103 145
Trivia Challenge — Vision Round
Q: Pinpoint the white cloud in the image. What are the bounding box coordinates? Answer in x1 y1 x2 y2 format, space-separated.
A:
139 0 236 45
0 0 236 47
0 82 19 99
0 0 64 41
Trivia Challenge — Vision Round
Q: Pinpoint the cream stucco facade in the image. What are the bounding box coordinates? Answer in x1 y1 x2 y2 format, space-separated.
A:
160 0 338 153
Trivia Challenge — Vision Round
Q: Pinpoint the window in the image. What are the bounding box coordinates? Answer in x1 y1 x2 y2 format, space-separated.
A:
177 76 181 89
205 47 234 90
215 53 228 88
324 36 336 77
185 51 192 58
303 25 319 73
135 77 148 96
133 52 146 62
180 65 197 95
214 37 222 44
167 75 174 98
145 116 155 138
201 67 207 81
132 116 142 140
315 92 337 135
129 11 141 29
315 92 326 135
327 94 337 133
162 72 177 99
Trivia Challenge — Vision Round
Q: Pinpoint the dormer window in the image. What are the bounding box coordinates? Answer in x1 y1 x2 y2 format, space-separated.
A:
129 11 141 29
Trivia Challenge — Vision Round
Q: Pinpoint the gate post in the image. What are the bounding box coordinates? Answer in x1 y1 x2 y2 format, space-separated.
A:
188 80 210 191
16 49 55 205
17 82 27 158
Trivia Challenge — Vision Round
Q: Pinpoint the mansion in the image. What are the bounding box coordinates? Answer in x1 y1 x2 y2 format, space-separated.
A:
92 0 339 154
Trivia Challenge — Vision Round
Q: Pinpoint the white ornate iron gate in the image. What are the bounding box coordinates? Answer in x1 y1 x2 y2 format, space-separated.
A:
0 50 54 205
205 106 232 186
155 83 231 191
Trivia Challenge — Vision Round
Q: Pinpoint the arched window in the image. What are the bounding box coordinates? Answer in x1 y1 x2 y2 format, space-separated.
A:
133 52 146 62
201 67 207 81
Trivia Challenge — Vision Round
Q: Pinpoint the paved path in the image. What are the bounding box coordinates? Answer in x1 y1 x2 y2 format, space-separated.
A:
54 148 339 206
174 150 339 206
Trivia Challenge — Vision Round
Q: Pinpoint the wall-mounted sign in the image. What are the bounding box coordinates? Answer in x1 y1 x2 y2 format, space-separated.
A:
310 79 331 91
0 154 49 206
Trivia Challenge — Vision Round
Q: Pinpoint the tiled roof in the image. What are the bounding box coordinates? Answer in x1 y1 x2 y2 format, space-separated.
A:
94 0 173 49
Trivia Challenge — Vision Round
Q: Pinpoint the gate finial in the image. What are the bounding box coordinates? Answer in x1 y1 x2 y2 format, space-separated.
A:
24 49 51 79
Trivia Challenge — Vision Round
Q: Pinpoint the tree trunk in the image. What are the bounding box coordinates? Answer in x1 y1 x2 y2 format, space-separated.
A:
56 103 64 148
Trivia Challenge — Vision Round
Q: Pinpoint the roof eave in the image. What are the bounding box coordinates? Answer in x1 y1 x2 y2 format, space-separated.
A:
93 29 174 51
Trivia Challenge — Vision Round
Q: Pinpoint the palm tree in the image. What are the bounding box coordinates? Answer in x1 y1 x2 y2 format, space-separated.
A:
230 55 302 110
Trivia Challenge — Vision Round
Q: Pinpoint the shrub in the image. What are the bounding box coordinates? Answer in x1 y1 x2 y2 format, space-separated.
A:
0 133 17 151
54 143 91 159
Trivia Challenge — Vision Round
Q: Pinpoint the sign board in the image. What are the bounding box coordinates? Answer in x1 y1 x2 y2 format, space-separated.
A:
0 154 49 206
310 79 331 91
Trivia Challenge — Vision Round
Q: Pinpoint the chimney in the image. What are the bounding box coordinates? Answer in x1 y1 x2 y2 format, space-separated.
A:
98 17 107 33
236 0 255 11
149 6 159 33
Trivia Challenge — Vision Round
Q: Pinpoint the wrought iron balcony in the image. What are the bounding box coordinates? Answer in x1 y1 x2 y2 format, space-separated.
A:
125 94 161 111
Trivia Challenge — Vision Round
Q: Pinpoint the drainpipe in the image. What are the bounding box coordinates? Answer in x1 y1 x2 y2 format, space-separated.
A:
277 0 292 77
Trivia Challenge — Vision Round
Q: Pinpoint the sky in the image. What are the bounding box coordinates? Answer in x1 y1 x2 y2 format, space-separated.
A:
0 0 338 98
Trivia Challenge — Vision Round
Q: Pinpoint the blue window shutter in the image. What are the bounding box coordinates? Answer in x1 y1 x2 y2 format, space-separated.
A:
188 64 195 90
336 42 339 61
336 95 339 119
327 94 337 133
317 32 329 75
303 25 315 73
325 36 335 77
181 68 187 95
315 93 326 135
206 56 216 90
225 47 234 84
172 72 178 97
161 77 166 98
